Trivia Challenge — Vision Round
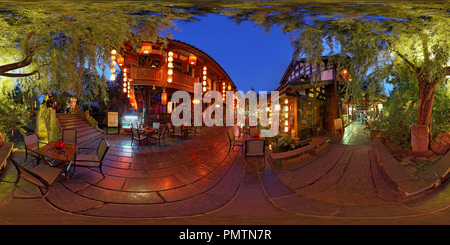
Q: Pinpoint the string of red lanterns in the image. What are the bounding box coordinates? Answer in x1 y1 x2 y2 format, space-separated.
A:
202 66 207 92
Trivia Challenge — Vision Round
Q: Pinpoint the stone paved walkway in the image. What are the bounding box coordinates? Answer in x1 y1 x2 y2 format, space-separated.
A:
1 124 450 224
341 121 372 145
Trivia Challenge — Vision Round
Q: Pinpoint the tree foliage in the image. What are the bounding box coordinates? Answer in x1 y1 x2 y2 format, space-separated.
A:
222 1 450 127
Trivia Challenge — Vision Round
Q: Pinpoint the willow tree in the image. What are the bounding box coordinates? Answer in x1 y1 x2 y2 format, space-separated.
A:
0 1 203 137
223 1 450 150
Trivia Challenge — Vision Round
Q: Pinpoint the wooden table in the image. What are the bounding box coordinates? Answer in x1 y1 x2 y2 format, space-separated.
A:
139 127 157 135
34 141 77 168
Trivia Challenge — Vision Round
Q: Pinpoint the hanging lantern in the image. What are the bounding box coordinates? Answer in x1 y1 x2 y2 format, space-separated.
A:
141 43 152 54
228 84 232 90
110 74 116 81
285 98 289 104
161 91 167 105
117 57 124 66
123 87 127 93
168 69 173 76
111 54 116 60
188 55 197 66
167 75 173 83
342 69 348 77
111 49 117 55
110 67 116 73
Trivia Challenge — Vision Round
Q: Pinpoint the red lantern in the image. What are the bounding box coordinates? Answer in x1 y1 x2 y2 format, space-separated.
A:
188 55 197 66
161 92 167 105
117 57 124 66
342 69 348 77
141 43 152 54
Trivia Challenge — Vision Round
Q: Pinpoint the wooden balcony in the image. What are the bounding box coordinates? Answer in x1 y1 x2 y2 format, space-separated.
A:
131 66 197 92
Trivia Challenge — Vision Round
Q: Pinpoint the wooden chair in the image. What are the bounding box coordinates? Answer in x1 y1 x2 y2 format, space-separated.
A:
249 127 259 137
131 127 149 148
227 128 244 154
244 138 266 163
173 126 186 139
151 126 166 145
166 122 173 137
152 122 160 131
10 157 64 198
73 138 110 177
62 129 77 145
22 132 45 164
187 126 199 138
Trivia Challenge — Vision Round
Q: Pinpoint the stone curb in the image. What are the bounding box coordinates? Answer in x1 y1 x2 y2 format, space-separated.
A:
372 137 450 197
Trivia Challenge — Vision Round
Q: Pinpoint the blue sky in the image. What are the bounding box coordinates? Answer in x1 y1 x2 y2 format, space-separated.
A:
167 14 294 93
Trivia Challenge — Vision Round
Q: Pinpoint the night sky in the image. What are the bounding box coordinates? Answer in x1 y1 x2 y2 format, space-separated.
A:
167 14 294 93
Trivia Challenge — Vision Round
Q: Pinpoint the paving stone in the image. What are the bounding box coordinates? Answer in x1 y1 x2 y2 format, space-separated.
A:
76 185 163 204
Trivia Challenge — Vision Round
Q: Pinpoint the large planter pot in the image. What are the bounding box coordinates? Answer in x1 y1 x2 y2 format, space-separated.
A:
411 125 429 153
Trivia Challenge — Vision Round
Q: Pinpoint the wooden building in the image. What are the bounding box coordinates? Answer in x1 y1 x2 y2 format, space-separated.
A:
113 39 237 126
275 57 346 140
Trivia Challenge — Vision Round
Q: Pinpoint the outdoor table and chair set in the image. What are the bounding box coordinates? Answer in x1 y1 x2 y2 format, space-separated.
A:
227 126 266 163
11 129 110 197
130 122 199 148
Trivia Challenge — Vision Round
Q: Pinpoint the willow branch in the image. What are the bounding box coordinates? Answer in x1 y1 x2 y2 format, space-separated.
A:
386 39 418 72
0 70 38 77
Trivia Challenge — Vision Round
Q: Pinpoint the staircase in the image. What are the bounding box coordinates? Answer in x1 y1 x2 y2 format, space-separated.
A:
56 113 104 145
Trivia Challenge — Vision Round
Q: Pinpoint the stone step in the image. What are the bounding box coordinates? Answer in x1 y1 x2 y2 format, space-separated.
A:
56 113 104 145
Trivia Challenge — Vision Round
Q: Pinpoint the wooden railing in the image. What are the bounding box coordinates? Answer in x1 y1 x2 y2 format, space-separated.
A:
131 66 196 89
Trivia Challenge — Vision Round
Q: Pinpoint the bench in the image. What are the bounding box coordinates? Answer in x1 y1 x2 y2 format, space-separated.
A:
269 137 330 168
0 142 14 173
372 138 433 196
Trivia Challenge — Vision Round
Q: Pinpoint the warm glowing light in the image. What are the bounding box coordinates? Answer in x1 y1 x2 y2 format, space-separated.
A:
110 74 116 81
284 127 289 133
117 57 124 66
202 87 206 92
111 54 116 60
228 84 232 90
285 98 288 104
111 49 117 55
342 69 348 77
193 99 200 104
161 92 167 105
123 88 127 93
203 66 207 71
110 67 116 73
168 69 173 76
141 43 152 54
167 75 172 83
188 55 197 65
